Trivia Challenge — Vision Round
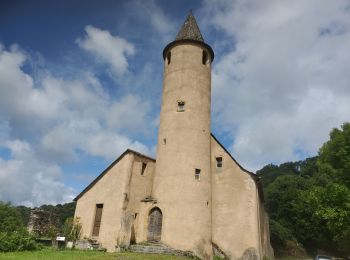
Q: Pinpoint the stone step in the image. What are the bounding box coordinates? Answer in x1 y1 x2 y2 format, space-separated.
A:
129 243 197 258
129 244 173 254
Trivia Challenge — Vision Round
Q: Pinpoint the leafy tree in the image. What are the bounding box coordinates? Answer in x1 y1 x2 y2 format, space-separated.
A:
299 156 318 177
318 122 350 187
258 122 350 257
0 202 23 232
258 163 300 189
15 205 31 226
265 175 309 229
269 219 295 256
300 183 350 256
0 202 39 252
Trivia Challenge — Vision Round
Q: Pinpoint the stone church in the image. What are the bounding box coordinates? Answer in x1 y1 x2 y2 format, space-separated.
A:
74 13 274 260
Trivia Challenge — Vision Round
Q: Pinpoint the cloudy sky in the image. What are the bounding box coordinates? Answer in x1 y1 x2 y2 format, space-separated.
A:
1 0 350 206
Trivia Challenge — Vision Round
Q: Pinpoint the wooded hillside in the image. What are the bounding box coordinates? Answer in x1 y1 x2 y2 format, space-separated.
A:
258 122 350 257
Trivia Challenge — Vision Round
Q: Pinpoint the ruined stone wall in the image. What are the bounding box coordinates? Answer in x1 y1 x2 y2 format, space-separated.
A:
74 153 134 252
27 209 59 237
211 136 262 260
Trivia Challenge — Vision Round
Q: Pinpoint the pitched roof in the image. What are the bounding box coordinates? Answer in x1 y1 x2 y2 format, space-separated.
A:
73 149 155 201
175 11 204 42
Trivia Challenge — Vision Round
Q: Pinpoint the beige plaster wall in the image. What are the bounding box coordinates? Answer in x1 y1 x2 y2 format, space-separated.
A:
153 42 213 259
74 152 156 252
74 153 134 252
259 200 274 258
122 155 156 244
211 136 262 259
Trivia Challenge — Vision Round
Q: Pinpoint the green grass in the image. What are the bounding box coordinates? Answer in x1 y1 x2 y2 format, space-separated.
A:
0 248 193 260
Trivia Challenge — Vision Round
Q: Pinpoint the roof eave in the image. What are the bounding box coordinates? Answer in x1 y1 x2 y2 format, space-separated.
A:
162 39 214 62
210 133 265 202
73 149 155 202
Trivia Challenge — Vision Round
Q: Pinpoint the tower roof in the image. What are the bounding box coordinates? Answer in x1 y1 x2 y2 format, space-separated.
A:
163 12 214 62
175 11 204 42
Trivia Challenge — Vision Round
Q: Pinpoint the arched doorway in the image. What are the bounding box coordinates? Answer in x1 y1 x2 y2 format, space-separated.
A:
147 207 162 242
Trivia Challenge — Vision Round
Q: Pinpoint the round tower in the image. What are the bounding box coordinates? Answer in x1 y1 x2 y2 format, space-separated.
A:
152 12 214 259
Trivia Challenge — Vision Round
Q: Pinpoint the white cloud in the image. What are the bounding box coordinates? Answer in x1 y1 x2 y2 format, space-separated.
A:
0 41 153 205
76 25 135 77
203 0 350 170
0 139 75 207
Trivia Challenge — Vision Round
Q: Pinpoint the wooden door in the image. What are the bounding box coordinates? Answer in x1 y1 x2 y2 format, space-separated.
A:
147 208 162 242
92 204 103 237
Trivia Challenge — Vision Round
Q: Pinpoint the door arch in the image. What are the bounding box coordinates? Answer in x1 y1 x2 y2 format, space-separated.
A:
147 207 162 242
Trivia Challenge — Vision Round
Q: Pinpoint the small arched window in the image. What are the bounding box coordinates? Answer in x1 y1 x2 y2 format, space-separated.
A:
202 50 208 65
167 52 171 65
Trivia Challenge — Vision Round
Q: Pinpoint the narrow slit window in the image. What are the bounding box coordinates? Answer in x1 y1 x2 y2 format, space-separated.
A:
202 50 208 65
195 168 201 181
177 101 185 112
163 138 166 145
216 157 223 168
141 162 147 176
92 204 103 237
167 52 171 65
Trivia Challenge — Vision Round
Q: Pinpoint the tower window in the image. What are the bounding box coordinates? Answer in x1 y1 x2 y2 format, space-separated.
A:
202 50 208 65
163 138 166 145
141 162 147 175
177 101 185 112
195 168 201 181
167 52 171 65
216 157 223 168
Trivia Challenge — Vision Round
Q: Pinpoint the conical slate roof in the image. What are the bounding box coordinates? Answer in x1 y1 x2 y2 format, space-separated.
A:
175 11 204 42
163 12 214 62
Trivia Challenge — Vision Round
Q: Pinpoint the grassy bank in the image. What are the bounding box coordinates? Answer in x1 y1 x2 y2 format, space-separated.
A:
0 248 192 260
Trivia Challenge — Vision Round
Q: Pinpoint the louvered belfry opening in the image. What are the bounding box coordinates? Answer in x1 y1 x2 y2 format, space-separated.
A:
147 207 163 242
92 204 103 237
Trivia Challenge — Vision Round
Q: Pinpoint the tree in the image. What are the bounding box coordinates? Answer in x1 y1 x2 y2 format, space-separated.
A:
15 205 31 226
318 122 350 188
300 183 350 256
0 202 39 252
0 202 23 232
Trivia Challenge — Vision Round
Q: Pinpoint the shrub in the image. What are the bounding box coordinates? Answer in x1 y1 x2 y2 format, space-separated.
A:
0 201 40 252
0 228 40 252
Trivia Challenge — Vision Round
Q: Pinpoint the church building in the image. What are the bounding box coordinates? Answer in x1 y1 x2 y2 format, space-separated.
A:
74 13 274 260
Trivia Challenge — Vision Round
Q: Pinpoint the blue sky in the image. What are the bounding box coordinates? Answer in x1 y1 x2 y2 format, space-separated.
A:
1 0 350 206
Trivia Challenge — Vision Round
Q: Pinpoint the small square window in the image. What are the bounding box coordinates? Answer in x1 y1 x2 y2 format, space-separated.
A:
177 101 185 112
195 168 201 180
141 162 147 175
216 157 223 168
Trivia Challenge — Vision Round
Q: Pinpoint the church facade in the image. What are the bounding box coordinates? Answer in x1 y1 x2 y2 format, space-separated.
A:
74 13 274 260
